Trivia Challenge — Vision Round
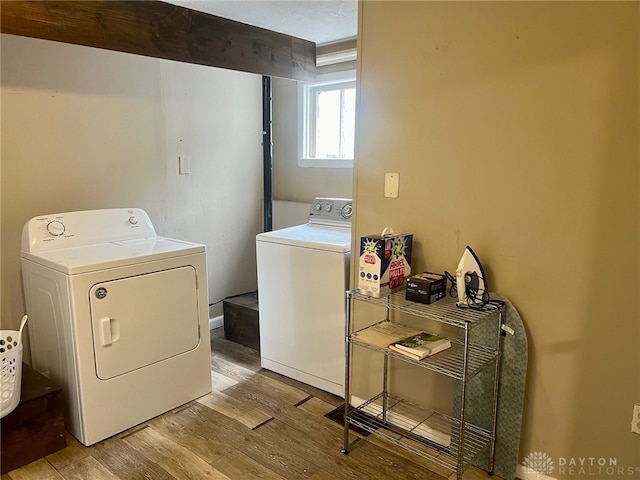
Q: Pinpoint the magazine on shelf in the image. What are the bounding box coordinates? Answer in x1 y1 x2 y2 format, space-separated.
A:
388 333 452 360
351 322 422 349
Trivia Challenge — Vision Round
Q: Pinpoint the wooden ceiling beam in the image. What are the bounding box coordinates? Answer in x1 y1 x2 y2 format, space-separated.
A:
0 0 316 81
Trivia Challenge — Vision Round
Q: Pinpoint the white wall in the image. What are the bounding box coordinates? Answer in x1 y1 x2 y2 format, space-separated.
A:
1 34 263 330
272 200 311 230
271 77 353 203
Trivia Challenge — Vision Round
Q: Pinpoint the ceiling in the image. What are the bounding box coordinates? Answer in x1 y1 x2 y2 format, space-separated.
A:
166 0 358 45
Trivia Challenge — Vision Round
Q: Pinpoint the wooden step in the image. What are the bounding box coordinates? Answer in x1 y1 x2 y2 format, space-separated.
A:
223 292 260 351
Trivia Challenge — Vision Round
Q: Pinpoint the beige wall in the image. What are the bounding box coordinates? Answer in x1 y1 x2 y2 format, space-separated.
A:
272 77 353 202
354 0 639 471
1 34 263 331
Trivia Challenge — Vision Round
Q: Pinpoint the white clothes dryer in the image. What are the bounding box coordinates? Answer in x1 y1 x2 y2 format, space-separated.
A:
20 208 211 446
256 198 352 397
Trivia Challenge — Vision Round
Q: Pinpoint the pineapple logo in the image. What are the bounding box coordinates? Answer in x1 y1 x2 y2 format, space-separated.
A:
523 451 554 478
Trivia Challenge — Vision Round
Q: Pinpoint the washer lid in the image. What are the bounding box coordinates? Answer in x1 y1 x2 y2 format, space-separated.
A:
20 237 205 275
256 224 351 252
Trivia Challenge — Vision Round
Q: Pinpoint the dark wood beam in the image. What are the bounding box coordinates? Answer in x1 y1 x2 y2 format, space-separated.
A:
0 0 316 81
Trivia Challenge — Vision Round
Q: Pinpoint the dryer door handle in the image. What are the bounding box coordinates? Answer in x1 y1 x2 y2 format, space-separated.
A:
99 317 113 347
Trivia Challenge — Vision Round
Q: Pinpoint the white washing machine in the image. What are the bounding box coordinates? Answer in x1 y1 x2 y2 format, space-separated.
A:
256 198 352 397
20 208 211 446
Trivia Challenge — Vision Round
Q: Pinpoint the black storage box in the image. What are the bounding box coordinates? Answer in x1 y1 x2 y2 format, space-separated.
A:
405 272 446 305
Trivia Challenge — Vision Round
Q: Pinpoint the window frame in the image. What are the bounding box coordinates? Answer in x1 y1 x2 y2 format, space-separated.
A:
297 70 356 168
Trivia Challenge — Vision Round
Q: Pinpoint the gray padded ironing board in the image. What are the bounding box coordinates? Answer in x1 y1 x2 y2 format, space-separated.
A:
453 294 528 480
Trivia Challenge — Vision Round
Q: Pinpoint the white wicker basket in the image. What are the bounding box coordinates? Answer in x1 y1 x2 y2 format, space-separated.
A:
1 315 28 419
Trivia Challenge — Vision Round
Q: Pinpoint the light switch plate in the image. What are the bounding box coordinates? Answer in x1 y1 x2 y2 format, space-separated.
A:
178 155 190 175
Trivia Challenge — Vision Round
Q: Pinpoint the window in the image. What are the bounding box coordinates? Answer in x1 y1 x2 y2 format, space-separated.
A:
298 71 356 168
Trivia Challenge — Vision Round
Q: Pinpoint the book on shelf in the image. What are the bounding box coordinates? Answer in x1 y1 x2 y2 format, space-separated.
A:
388 333 451 360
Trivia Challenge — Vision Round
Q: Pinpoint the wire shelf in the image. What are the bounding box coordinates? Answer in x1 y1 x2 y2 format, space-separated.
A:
346 393 493 470
343 287 503 480
347 290 499 329
350 333 499 380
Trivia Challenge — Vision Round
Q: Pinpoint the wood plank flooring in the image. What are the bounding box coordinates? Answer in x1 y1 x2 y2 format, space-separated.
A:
1 328 495 480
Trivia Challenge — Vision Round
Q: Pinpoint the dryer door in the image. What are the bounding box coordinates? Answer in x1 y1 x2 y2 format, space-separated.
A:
89 266 200 380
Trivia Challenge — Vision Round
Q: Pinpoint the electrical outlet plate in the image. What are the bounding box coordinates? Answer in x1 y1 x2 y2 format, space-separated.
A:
632 404 640 434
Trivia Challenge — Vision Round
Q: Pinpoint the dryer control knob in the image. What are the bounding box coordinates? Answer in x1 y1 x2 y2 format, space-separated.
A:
128 216 139 225
46 221 65 236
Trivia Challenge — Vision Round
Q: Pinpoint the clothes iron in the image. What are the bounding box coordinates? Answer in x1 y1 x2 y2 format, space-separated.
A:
455 246 488 307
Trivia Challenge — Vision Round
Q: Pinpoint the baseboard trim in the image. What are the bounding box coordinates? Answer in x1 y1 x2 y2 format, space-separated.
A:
209 315 224 330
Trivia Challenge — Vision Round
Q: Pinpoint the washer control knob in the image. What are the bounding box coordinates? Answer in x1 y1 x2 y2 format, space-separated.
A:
313 203 322 212
341 204 353 219
324 204 332 212
128 216 139 225
46 221 65 236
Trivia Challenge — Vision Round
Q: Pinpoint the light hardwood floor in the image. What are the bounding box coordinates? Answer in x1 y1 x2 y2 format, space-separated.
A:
1 328 495 480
